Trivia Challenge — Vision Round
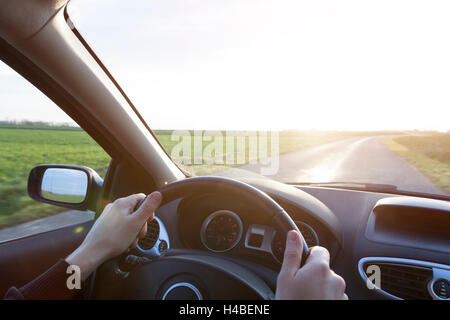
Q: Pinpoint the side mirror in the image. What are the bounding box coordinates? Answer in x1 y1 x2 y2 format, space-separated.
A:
28 164 103 211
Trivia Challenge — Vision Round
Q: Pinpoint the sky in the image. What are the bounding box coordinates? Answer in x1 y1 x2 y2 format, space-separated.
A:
1 0 449 131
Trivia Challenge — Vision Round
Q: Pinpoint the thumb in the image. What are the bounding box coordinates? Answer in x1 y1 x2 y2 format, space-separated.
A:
132 191 162 223
279 230 303 277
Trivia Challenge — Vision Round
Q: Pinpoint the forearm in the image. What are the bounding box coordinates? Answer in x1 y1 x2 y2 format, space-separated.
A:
4 244 104 300
66 243 108 281
4 192 161 300
4 259 81 300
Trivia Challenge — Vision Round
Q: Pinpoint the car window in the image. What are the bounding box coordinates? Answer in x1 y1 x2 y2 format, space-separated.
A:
68 0 449 199
0 61 111 242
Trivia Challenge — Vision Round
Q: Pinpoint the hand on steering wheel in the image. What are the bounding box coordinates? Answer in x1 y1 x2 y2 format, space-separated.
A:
275 230 347 300
66 192 162 281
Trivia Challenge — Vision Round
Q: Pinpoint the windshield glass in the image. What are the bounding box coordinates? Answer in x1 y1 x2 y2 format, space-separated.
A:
68 0 449 197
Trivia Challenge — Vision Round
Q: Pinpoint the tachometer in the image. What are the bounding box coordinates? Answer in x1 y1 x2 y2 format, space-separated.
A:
200 210 243 252
271 221 319 262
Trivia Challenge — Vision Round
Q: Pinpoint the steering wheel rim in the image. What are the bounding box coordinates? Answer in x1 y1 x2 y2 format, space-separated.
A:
92 176 311 300
137 176 310 265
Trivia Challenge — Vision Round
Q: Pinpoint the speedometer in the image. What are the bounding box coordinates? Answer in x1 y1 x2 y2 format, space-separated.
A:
200 210 243 252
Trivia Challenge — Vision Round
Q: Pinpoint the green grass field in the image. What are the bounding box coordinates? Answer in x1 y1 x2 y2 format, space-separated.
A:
0 126 111 229
0 125 405 229
41 190 86 204
384 133 450 194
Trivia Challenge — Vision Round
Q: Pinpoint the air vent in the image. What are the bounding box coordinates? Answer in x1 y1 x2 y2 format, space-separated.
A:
138 219 160 250
362 261 433 300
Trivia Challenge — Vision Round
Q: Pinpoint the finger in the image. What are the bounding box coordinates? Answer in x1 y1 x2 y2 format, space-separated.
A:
304 246 330 267
138 222 147 239
279 230 303 277
132 191 162 224
115 193 146 213
130 238 138 249
331 273 346 298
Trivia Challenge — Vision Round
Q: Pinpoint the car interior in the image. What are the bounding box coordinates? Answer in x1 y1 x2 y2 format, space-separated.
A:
0 0 449 300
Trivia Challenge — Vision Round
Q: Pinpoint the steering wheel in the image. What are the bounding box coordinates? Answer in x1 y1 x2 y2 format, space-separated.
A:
92 176 310 300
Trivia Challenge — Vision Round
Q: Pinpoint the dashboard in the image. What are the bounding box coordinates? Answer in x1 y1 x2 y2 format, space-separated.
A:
173 191 339 268
197 208 319 262
135 178 342 271
133 177 450 300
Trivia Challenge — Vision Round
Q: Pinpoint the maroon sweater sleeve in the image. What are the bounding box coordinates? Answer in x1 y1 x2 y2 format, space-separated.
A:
3 259 82 300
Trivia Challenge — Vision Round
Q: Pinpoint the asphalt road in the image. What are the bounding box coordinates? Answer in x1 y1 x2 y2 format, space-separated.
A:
240 136 447 196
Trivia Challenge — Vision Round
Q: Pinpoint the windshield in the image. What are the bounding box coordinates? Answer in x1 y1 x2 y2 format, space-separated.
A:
68 0 449 197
